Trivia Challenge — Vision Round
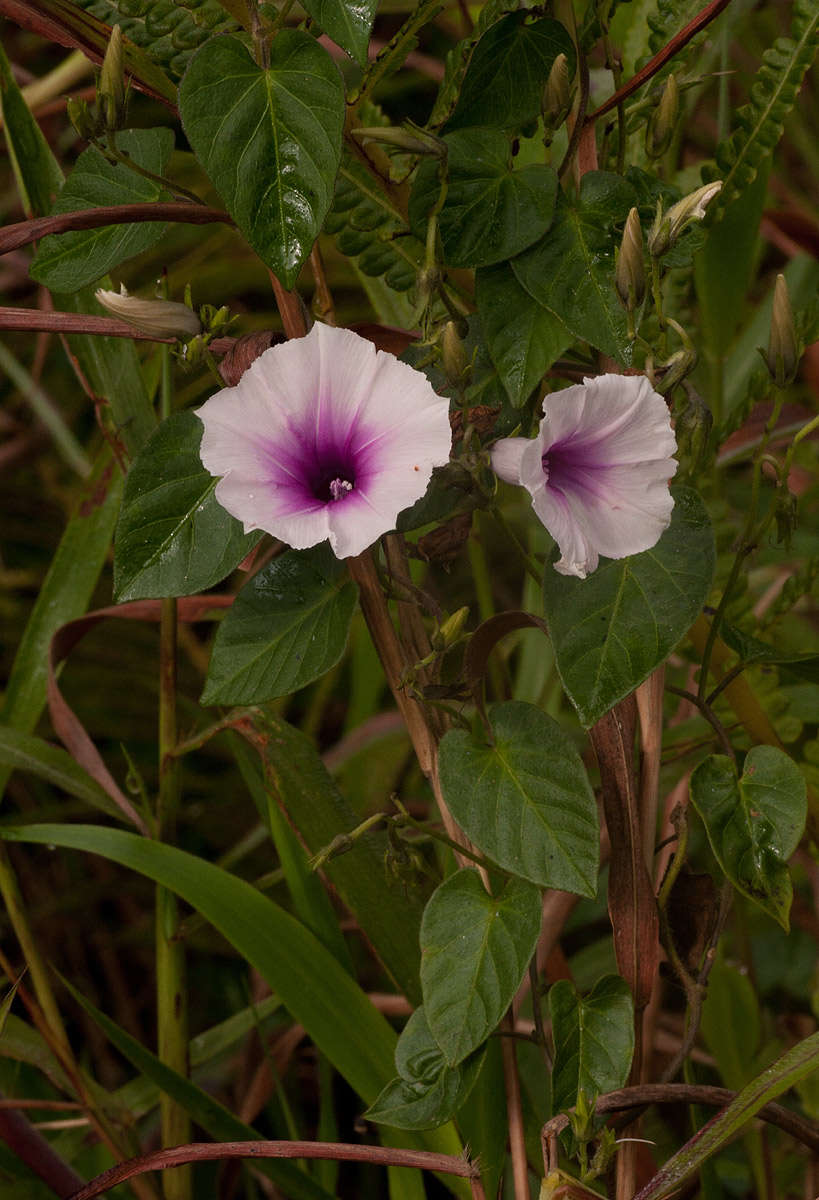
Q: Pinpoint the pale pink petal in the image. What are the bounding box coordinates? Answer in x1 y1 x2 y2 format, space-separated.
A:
494 373 677 578
490 437 528 485
196 322 452 558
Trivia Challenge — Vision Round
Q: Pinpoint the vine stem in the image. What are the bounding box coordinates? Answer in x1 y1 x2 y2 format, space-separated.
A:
156 338 190 1200
65 1140 487 1200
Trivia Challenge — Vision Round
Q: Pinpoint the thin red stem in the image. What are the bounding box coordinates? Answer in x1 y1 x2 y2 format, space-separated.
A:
584 0 735 124
0 204 232 256
66 1140 486 1200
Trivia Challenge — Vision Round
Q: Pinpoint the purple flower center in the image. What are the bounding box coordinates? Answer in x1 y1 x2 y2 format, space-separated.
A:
328 477 354 502
542 435 609 500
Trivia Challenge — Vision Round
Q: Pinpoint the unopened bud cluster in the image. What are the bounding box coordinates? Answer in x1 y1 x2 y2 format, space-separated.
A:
69 24 128 139
648 181 722 258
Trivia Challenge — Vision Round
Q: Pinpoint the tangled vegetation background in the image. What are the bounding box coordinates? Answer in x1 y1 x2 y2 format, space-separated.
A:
0 0 818 1197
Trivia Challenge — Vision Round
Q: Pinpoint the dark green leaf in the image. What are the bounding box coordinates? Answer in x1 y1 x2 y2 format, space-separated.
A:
179 33 344 287
302 0 378 65
549 975 634 1114
634 1029 819 1200
512 171 637 362
63 978 335 1200
202 546 358 705
420 868 542 1066
721 624 819 683
0 42 63 216
543 487 715 727
410 130 557 268
234 715 425 1005
476 262 572 405
438 702 599 895
114 410 259 602
0 728 123 821
446 13 575 133
0 452 122 800
30 129 173 292
700 960 761 1091
366 1008 485 1130
690 746 807 929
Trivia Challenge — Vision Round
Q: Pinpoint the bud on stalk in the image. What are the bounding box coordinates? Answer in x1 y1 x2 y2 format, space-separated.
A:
98 24 126 131
95 285 202 339
766 273 799 387
648 181 722 257
646 73 679 158
615 207 645 317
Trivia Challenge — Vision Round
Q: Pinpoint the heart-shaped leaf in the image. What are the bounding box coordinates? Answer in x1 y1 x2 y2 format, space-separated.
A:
302 0 378 65
114 411 260 602
476 262 572 405
179 32 344 286
549 975 635 1114
30 128 173 292
438 701 599 895
690 746 807 929
366 1007 485 1130
512 171 638 362
410 130 558 268
420 868 541 1067
542 487 715 727
446 13 575 132
202 546 358 705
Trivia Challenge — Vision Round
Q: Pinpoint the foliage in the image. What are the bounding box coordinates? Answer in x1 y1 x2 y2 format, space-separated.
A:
0 2 817 1199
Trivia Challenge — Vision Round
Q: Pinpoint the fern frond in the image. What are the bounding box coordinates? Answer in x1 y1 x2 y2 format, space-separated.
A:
75 0 236 78
710 0 818 218
646 0 704 56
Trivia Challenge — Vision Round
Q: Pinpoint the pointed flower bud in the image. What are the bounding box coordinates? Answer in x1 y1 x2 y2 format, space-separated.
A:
95 285 202 339
441 319 468 383
615 207 645 313
99 24 126 131
66 96 101 140
648 181 722 257
434 606 469 650
646 73 679 159
544 53 572 123
766 273 799 387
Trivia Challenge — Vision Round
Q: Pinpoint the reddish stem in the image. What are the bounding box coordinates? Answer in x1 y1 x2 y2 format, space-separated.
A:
0 203 233 256
584 0 735 124
0 1101 85 1198
66 1140 486 1200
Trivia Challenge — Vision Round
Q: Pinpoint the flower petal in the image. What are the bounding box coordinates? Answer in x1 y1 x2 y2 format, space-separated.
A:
490 437 528 485
196 322 452 558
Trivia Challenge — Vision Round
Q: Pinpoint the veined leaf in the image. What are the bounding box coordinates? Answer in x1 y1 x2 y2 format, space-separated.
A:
114 410 259 601
549 976 634 1114
30 129 173 292
302 0 378 65
180 32 344 286
420 869 542 1066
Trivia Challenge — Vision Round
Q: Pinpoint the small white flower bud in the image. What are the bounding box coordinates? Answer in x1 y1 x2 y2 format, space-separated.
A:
615 207 645 312
766 273 799 387
648 181 722 257
95 285 202 339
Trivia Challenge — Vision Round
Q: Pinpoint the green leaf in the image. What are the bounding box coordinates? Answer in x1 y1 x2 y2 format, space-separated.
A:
409 130 557 268
438 702 599 895
512 171 637 363
0 42 63 216
114 410 259 602
179 32 344 287
542 487 715 727
710 0 819 220
721 624 819 683
446 13 575 133
690 746 807 930
63 978 335 1200
0 728 123 821
476 262 572 405
0 451 122 800
634 1029 819 1200
549 976 634 1114
30 129 174 292
236 715 425 1005
202 546 358 705
366 1008 485 1131
302 0 378 65
700 960 761 1091
420 868 542 1066
0 819 465 1182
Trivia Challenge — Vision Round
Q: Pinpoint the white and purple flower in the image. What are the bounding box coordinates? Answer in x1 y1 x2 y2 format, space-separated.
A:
491 374 677 579
196 322 452 560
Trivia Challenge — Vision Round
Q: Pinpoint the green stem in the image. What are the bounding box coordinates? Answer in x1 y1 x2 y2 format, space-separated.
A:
489 507 543 585
155 341 190 1200
93 139 204 206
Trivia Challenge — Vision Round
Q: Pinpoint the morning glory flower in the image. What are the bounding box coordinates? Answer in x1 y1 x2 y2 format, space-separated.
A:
491 374 677 579
196 322 452 560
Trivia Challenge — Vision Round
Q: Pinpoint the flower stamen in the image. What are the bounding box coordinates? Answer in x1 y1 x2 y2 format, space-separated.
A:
329 477 354 502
